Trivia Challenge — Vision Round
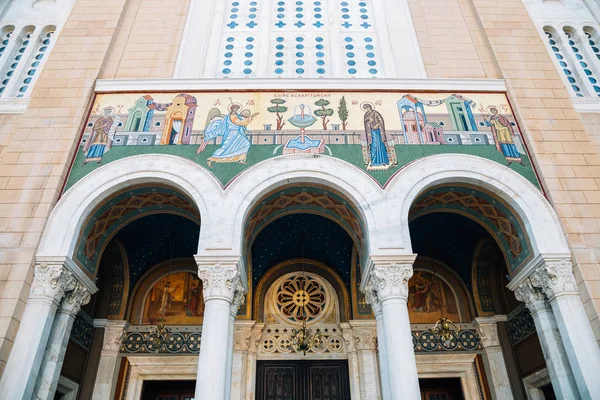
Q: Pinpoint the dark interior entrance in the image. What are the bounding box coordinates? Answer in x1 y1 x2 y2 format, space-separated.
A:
140 380 195 400
256 360 351 400
419 378 465 400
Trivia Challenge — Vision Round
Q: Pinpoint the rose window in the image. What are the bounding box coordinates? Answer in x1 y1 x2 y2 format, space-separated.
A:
276 275 326 323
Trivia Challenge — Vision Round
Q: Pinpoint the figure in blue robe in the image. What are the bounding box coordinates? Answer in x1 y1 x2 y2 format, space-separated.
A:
196 103 258 167
362 102 394 170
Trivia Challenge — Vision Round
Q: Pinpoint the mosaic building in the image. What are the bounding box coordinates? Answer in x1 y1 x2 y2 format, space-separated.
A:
0 0 599 399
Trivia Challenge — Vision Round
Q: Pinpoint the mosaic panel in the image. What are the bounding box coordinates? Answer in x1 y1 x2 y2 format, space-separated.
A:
70 312 94 350
65 91 539 191
120 330 202 354
412 329 482 352
508 307 536 344
410 185 532 272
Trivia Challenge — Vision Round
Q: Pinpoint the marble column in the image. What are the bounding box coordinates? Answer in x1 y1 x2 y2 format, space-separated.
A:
514 279 579 399
34 283 91 400
196 264 244 400
364 261 420 400
244 323 265 400
91 320 128 400
366 290 391 400
341 323 361 400
351 322 382 400
530 259 600 399
230 321 255 400
0 264 76 400
475 317 514 400
225 290 245 400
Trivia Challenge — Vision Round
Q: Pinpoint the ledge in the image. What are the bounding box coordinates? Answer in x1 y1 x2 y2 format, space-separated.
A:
571 97 600 113
0 97 29 114
95 78 508 93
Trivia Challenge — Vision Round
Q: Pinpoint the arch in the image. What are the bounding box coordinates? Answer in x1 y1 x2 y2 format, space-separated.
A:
223 155 383 256
386 154 569 275
37 155 222 276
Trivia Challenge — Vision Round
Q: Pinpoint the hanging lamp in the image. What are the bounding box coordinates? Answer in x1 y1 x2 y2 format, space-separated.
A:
427 255 460 347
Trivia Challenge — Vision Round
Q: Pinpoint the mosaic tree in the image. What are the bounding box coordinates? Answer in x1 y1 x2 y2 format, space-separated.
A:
267 98 288 130
314 98 334 130
338 96 349 130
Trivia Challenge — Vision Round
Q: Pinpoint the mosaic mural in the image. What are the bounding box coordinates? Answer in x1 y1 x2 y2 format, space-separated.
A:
142 272 205 325
64 91 540 189
407 271 460 324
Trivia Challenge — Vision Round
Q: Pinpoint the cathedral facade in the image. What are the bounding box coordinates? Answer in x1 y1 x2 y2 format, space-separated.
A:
0 0 599 399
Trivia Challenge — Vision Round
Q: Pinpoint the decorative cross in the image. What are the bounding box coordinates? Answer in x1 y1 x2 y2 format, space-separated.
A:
275 21 286 28
341 21 352 29
295 21 305 28
227 21 239 29
313 21 324 28
246 21 258 28
361 22 371 29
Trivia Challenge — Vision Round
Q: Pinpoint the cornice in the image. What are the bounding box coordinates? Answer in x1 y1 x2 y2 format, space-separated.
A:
571 98 600 113
0 97 29 114
95 78 507 93
506 253 572 290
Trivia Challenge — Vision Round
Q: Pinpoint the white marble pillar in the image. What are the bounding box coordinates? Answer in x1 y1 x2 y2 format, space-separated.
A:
364 261 420 400
225 291 245 400
0 264 76 400
244 323 265 400
196 264 245 400
34 283 91 400
351 322 382 400
91 320 128 400
230 322 255 400
531 259 600 399
366 290 391 400
513 279 579 399
475 317 514 400
341 323 362 400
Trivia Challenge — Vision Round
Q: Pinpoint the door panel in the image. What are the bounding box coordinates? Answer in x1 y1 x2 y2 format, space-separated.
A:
256 360 350 400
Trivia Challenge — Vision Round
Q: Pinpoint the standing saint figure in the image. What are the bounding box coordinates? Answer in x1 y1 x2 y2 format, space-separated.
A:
83 106 121 166
158 281 177 319
361 102 395 171
196 102 259 167
485 106 525 166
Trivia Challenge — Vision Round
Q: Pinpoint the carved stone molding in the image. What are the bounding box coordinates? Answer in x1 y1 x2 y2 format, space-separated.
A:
59 283 92 316
365 264 413 301
198 264 243 302
30 264 76 303
514 278 547 313
352 326 378 351
233 325 253 352
475 319 500 348
341 329 356 353
102 322 128 353
530 259 578 301
248 325 265 354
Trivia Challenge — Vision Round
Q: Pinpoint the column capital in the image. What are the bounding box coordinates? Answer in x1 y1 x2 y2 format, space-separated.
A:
30 264 76 304
233 322 255 352
248 323 266 354
101 320 128 353
198 264 244 302
59 283 92 316
364 263 413 302
513 278 548 313
351 324 378 351
474 317 501 348
530 258 578 301
230 281 246 316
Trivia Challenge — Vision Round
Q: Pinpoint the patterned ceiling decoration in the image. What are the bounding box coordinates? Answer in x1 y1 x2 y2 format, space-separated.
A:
75 185 200 275
409 185 532 273
245 185 364 249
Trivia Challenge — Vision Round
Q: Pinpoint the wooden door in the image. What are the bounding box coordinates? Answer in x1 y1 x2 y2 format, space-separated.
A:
256 360 350 400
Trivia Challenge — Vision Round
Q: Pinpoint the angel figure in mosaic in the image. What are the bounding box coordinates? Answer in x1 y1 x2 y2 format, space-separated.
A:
196 102 259 167
360 102 397 171
484 106 525 166
83 106 120 166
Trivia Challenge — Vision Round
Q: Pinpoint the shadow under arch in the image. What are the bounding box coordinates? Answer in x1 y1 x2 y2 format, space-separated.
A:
386 154 569 275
